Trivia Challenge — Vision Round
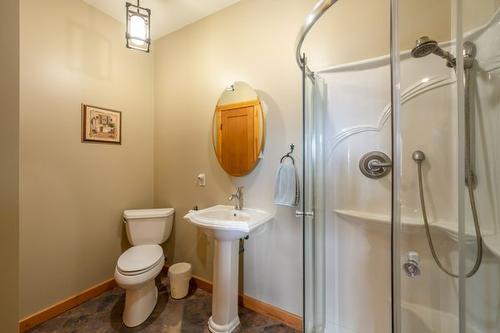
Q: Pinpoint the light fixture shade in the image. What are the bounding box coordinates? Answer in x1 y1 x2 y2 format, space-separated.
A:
126 2 151 52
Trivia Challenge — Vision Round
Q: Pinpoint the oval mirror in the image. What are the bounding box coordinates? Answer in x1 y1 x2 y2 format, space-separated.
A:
212 81 265 176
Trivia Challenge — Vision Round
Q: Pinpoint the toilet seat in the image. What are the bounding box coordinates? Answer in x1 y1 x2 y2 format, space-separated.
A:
117 244 164 276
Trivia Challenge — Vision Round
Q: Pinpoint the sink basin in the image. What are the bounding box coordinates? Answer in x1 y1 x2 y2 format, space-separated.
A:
184 205 273 332
184 205 273 241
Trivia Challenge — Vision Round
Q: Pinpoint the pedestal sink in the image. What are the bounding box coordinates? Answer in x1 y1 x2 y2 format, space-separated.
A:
184 205 273 333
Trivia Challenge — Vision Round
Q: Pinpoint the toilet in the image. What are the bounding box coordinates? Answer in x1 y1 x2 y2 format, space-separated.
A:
114 208 174 327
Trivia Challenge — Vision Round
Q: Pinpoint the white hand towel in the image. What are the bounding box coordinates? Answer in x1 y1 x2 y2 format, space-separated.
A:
273 161 300 207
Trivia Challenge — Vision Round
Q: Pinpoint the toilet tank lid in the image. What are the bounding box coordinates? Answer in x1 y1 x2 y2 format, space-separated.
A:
123 208 174 220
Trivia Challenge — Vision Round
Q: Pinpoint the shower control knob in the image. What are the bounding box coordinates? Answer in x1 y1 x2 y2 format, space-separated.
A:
403 251 421 278
359 151 392 179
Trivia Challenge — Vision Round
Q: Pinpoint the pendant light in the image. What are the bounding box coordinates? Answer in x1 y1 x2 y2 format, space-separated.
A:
126 1 151 52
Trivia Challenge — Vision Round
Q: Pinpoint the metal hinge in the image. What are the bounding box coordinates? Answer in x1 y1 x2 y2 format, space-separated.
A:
296 211 314 217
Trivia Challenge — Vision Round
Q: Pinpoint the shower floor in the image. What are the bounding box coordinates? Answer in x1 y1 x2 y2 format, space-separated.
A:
27 274 298 333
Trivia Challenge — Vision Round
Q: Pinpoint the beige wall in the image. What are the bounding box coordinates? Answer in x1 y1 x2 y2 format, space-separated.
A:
304 0 450 69
0 0 19 331
20 0 154 317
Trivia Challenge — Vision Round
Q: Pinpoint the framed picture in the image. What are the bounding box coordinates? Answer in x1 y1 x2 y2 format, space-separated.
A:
81 104 122 144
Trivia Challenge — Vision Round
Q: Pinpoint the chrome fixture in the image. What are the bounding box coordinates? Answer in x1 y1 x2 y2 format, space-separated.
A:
411 38 483 278
413 150 483 278
403 251 421 278
295 0 338 78
359 151 392 179
239 235 249 254
410 36 476 71
411 36 456 68
463 41 477 187
280 144 296 165
126 1 151 52
411 38 477 185
228 186 244 210
296 211 314 217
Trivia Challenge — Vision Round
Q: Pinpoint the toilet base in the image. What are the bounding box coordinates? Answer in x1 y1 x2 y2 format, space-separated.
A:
123 280 158 327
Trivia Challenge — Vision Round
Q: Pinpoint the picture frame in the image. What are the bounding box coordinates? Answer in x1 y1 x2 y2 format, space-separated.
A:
81 104 122 144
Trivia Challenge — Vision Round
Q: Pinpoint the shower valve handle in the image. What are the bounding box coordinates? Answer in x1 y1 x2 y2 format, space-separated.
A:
368 160 392 169
359 151 392 179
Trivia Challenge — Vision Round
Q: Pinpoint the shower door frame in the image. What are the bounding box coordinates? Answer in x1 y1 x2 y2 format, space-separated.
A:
455 0 467 331
301 54 326 333
389 0 402 331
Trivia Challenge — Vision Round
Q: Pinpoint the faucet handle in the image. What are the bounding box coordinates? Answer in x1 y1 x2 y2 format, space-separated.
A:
229 186 243 203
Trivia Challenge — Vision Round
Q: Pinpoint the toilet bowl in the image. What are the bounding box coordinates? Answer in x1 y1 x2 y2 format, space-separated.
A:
115 208 174 327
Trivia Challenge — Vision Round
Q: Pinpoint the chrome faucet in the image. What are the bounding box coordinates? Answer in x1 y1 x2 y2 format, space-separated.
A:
228 186 244 210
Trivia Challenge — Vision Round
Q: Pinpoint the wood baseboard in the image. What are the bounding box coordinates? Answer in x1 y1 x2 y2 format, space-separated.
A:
188 274 302 331
20 268 303 332
239 294 302 331
19 278 117 332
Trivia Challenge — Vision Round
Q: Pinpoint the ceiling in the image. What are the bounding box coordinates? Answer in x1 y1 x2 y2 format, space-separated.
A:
83 0 241 40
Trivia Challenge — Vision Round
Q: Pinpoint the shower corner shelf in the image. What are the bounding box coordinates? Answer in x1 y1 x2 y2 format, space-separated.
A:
334 209 481 241
334 209 500 258
483 235 500 258
334 209 422 228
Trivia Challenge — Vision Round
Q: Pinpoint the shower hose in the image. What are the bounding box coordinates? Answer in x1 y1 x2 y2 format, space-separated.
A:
415 155 483 278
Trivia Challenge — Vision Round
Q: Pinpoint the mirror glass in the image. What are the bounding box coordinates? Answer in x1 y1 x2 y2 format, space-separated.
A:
212 81 264 176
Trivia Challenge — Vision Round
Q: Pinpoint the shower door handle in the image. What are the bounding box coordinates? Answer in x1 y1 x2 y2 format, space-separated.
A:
296 211 314 218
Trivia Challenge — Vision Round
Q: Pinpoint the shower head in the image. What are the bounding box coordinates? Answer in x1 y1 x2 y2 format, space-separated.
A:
411 36 439 58
411 36 456 68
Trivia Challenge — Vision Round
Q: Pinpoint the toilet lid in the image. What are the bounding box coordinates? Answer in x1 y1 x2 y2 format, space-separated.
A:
117 244 164 273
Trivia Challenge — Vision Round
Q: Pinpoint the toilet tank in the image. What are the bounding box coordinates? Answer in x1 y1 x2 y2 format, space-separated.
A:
123 208 174 246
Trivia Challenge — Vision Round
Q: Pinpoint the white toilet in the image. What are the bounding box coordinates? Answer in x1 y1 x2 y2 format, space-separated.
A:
114 208 174 327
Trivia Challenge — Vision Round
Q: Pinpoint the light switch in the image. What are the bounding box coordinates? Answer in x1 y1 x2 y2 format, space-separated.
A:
197 173 206 187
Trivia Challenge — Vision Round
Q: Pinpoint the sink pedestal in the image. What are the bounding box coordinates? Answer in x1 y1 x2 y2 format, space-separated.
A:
184 205 273 333
208 239 240 333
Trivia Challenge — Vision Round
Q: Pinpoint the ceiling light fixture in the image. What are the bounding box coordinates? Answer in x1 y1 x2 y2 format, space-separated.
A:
126 1 151 52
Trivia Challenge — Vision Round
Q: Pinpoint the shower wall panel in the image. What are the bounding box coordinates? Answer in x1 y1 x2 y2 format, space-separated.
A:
320 48 461 332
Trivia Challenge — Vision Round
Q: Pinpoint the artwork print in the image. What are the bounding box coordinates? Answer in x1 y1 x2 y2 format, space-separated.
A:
82 104 122 144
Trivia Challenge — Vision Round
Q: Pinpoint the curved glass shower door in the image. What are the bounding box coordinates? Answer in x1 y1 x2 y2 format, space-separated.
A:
300 0 500 332
396 1 463 332
396 1 500 332
300 2 393 332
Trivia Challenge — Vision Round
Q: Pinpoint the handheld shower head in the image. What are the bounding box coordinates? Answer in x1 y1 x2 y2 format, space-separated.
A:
411 36 439 58
411 36 456 68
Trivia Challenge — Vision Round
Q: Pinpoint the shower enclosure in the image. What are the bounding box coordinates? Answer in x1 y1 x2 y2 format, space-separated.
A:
298 0 500 332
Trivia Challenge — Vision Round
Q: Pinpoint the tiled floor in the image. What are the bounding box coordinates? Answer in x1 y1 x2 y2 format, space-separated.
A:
28 274 299 333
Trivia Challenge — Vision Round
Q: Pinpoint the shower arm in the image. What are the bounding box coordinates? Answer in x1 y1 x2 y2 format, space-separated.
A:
295 0 338 78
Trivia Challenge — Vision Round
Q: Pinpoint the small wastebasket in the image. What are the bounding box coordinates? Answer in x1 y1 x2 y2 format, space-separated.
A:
168 262 192 299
